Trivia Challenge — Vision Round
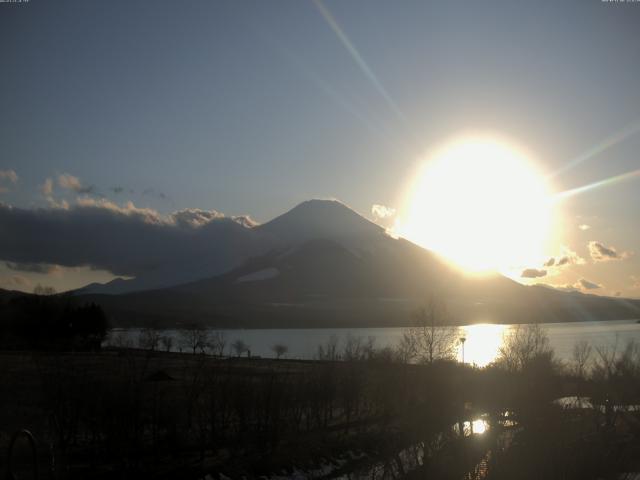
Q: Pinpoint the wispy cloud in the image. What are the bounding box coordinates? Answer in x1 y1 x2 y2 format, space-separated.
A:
41 178 54 196
40 177 69 209
0 274 31 290
577 278 601 290
5 261 61 274
58 173 95 194
0 170 18 184
552 278 603 292
171 208 225 228
588 240 631 262
371 204 396 220
521 268 547 278
0 169 18 194
544 246 585 269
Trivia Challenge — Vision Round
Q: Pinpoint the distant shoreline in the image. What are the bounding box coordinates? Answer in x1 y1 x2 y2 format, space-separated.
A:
107 317 640 330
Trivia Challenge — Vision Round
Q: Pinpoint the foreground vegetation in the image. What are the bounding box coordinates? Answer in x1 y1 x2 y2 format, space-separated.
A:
2 317 640 479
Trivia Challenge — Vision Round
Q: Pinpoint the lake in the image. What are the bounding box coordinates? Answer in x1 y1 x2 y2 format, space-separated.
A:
105 319 640 366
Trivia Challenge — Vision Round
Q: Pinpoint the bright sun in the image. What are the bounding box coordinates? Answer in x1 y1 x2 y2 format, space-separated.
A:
396 137 553 274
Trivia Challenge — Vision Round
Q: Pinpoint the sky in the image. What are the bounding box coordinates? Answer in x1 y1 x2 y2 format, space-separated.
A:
1 0 640 296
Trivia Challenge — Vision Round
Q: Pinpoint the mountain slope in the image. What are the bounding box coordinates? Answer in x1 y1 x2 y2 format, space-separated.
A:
77 217 277 294
71 200 640 327
257 199 386 245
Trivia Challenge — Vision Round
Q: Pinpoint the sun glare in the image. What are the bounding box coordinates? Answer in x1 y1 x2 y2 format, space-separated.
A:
472 419 488 435
396 137 554 274
460 323 508 367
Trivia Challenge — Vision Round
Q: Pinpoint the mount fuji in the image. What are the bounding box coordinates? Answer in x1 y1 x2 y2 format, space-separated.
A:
70 200 640 328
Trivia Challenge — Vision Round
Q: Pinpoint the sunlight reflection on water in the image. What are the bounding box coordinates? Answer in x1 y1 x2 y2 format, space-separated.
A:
455 418 489 436
459 323 509 367
106 319 640 363
472 419 488 435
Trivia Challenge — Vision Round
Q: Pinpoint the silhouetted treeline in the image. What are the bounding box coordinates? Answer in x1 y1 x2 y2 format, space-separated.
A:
2 328 640 479
2 307 640 479
0 293 108 350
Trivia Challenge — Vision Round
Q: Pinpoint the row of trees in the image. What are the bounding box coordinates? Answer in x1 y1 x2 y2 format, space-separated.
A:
120 299 459 363
113 327 291 359
0 293 108 350
105 297 639 395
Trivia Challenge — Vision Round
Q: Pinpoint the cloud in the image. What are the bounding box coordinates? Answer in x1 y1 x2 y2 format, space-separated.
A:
58 173 81 191
40 177 70 209
171 208 225 228
0 170 18 194
521 268 547 278
0 200 272 278
58 173 95 194
46 197 70 210
371 204 396 220
548 277 603 292
551 284 579 293
75 196 163 222
231 215 258 228
588 241 631 262
0 274 31 290
578 224 591 231
5 261 61 274
41 178 54 196
110 186 125 194
577 278 601 290
544 246 585 269
0 170 18 183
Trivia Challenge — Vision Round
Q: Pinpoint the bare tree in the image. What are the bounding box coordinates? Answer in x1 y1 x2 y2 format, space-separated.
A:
231 339 248 357
593 340 620 380
271 343 288 359
342 335 377 361
316 335 340 361
400 300 458 364
343 334 364 361
160 335 174 353
591 339 640 427
592 337 640 381
209 331 227 357
110 331 133 349
364 336 377 360
571 340 593 378
396 329 418 363
618 339 640 377
138 328 161 351
497 323 553 371
180 326 210 354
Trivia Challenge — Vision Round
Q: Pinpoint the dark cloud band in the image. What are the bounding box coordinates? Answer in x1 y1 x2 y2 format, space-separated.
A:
0 202 271 278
